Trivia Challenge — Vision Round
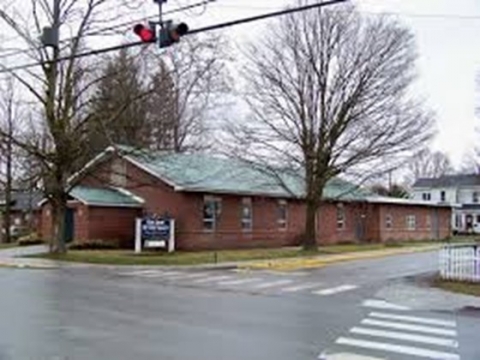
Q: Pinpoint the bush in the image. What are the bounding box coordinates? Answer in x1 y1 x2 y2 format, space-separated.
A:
17 233 44 246
68 239 119 250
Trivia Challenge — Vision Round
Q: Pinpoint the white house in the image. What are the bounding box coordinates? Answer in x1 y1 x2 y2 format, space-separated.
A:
412 174 480 233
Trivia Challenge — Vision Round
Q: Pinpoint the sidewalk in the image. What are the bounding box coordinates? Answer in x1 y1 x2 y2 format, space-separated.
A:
0 244 441 271
237 244 441 271
0 245 86 269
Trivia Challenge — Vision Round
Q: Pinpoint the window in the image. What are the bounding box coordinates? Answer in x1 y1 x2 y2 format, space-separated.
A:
440 191 446 202
203 196 221 231
406 215 416 230
476 215 480 224
110 159 127 187
422 193 431 201
241 198 252 231
473 192 479 204
385 214 393 230
426 214 431 229
277 200 287 229
337 204 345 230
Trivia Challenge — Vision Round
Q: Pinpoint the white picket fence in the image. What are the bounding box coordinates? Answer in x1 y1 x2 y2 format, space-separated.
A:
439 244 480 282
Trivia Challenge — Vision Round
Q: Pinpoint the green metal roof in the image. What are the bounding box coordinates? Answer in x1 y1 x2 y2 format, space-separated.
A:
114 145 369 201
70 186 143 207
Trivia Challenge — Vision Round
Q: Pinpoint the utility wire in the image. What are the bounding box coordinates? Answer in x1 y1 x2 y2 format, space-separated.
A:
0 0 347 74
0 0 216 61
0 0 347 73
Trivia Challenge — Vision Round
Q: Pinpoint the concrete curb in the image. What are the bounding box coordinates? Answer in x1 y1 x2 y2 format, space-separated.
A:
237 245 441 271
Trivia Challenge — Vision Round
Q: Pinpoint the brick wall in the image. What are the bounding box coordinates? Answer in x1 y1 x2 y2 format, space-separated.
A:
55 154 453 250
82 206 141 247
378 204 451 242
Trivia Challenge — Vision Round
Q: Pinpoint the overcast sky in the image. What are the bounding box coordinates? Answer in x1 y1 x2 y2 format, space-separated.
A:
184 0 480 168
1 0 480 168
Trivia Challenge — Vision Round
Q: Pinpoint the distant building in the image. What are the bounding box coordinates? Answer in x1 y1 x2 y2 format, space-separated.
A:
0 190 43 239
38 146 452 249
412 174 480 233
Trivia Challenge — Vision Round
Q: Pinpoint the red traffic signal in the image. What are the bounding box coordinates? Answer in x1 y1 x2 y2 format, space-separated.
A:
133 24 155 43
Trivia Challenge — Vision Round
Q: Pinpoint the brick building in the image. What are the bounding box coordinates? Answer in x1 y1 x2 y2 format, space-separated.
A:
39 146 452 250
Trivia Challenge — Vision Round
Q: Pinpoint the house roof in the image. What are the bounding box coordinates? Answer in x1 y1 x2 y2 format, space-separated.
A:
116 145 370 200
0 191 43 211
69 186 144 207
413 174 480 188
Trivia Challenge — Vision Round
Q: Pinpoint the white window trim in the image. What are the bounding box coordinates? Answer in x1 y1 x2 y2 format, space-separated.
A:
203 196 221 232
241 198 253 232
406 215 416 231
277 200 288 230
385 214 393 230
336 204 345 230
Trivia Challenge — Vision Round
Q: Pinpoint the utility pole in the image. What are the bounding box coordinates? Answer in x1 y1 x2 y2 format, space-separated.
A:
42 0 63 252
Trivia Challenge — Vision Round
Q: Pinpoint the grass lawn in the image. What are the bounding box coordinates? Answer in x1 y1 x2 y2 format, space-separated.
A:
433 277 480 297
29 239 455 266
0 243 17 249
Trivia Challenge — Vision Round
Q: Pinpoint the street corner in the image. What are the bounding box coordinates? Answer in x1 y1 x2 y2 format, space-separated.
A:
0 259 59 270
239 245 440 272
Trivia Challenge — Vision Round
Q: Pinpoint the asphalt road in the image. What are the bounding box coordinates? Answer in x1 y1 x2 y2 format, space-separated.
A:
0 250 479 360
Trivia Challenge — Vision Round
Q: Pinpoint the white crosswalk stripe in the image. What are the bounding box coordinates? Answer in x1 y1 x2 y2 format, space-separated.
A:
362 299 410 311
218 278 263 286
313 285 358 296
350 327 459 348
193 275 233 283
360 319 457 336
281 282 324 292
322 305 461 360
163 273 212 281
335 337 460 360
251 279 294 289
368 312 457 327
141 271 181 278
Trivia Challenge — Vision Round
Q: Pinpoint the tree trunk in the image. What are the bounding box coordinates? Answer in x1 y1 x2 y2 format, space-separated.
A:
3 135 12 243
51 195 67 253
303 198 318 251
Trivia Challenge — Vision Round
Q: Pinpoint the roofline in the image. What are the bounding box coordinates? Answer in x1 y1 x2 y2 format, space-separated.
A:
81 202 143 208
180 186 302 199
67 146 116 185
364 196 454 207
123 155 179 189
110 186 145 204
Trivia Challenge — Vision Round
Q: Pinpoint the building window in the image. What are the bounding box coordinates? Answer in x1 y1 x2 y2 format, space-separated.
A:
203 196 221 231
440 191 446 202
473 192 479 204
406 215 416 230
422 193 431 201
337 204 345 230
476 215 480 224
241 198 252 231
110 158 127 187
385 214 393 230
426 214 431 229
277 200 287 229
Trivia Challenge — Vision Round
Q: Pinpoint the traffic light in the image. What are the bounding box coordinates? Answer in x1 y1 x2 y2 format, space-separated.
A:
133 23 156 43
158 21 189 48
133 21 188 48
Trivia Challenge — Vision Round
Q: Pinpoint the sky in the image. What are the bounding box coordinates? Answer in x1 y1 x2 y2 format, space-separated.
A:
184 0 480 168
1 0 480 168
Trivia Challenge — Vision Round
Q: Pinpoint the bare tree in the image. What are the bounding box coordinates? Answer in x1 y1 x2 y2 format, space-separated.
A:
147 34 231 152
405 148 454 184
0 78 21 243
0 0 157 253
228 4 433 250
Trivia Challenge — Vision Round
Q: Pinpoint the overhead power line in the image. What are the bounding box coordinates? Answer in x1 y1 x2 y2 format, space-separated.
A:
0 0 216 62
0 0 347 74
